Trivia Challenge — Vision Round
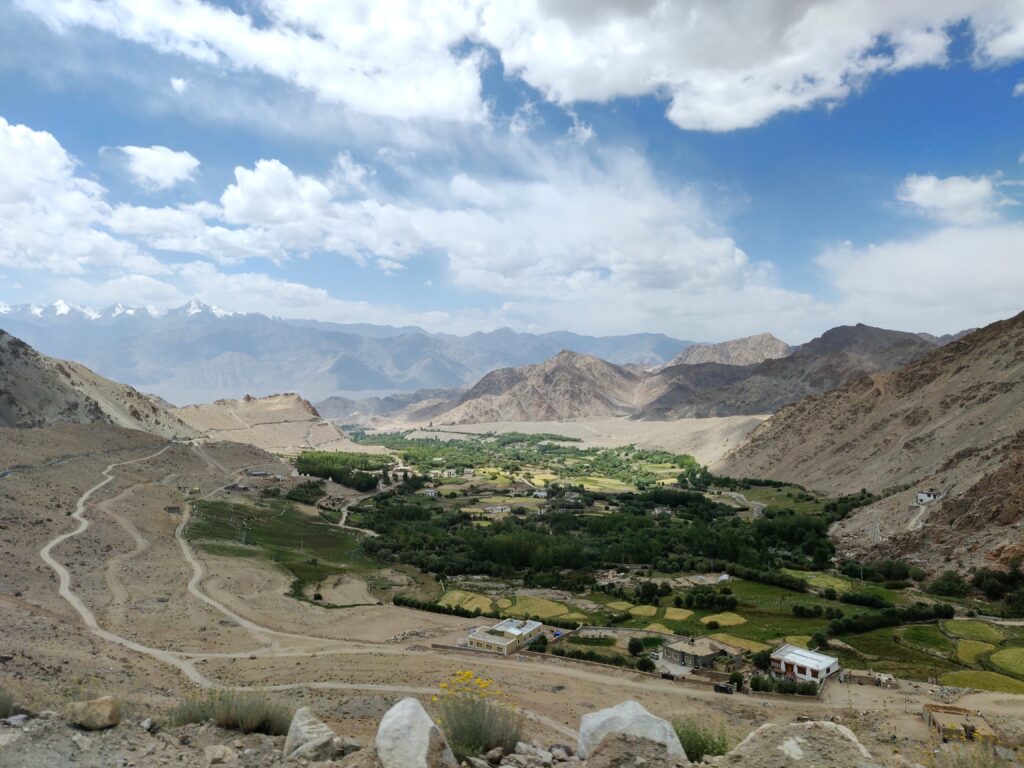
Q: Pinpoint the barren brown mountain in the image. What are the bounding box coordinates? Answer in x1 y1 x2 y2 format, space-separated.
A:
0 329 195 439
426 324 939 424
667 332 791 366
717 311 1024 572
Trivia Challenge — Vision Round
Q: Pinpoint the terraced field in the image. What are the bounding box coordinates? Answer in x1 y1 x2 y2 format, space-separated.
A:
701 612 746 626
941 620 1004 643
939 670 1024 694
955 640 995 665
990 646 1024 677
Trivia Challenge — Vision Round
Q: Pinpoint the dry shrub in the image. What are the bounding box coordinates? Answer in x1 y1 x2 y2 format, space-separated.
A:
433 671 522 761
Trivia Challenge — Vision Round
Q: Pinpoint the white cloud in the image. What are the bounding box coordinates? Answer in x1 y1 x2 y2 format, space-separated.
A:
896 173 1007 225
120 145 199 190
170 76 188 93
1014 81 1024 96
18 0 1024 132
0 117 164 274
566 112 595 144
817 224 1024 333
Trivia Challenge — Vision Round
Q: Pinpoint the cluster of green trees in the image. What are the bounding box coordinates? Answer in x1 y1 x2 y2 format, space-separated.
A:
749 675 818 696
792 604 844 620
838 592 891 609
284 480 326 504
926 564 1024 616
826 602 954 636
839 558 926 584
296 451 391 491
356 486 835 587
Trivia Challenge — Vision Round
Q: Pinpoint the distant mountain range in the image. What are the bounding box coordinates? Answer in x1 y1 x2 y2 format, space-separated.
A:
667 333 791 366
0 300 695 404
383 323 946 425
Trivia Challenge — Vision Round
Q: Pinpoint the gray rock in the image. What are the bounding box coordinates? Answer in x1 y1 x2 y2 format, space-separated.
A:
66 696 122 731
71 732 93 752
486 746 505 763
204 744 237 764
721 721 882 767
140 717 156 732
2 714 28 727
576 700 686 762
586 732 691 768
466 758 491 768
283 706 360 762
376 698 457 768
550 746 569 761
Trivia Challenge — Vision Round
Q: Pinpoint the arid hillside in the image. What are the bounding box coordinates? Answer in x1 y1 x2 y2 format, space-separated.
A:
172 393 385 454
717 311 1024 572
423 324 940 424
436 350 643 424
0 329 196 439
667 332 791 366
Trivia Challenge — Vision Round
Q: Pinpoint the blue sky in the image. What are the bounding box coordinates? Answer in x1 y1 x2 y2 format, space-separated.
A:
1 1 1023 343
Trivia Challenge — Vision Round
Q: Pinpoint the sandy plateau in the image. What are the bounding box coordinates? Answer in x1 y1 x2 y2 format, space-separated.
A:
2 423 1021 758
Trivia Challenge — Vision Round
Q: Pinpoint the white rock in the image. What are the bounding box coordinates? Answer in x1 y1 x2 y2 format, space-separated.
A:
283 707 336 760
376 698 457 768
576 700 686 761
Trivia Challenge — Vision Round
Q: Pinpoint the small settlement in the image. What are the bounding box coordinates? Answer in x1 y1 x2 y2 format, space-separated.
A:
466 618 543 656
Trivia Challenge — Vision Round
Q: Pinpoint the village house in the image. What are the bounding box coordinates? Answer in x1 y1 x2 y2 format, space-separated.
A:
466 618 543 655
663 636 745 669
770 644 840 684
564 491 582 501
484 504 512 515
532 489 548 499
443 469 459 478
916 488 941 504
463 468 475 476
423 488 438 497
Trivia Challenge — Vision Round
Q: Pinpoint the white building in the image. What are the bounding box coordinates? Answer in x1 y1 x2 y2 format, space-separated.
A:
424 488 438 497
443 469 459 478
484 504 512 515
916 489 940 504
532 490 548 499
467 619 543 655
770 644 839 684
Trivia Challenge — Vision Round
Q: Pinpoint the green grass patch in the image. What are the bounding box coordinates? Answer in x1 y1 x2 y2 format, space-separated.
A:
899 625 953 655
188 499 375 601
568 635 616 647
942 620 1004 643
939 671 1024 694
438 589 495 614
840 627 962 681
674 718 729 762
989 647 1024 677
503 596 569 619
955 640 996 666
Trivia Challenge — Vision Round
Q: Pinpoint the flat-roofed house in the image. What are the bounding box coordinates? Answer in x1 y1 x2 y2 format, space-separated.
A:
467 619 543 655
770 644 839 684
663 636 745 669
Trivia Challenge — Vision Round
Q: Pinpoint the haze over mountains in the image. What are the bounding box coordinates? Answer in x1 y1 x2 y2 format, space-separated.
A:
0 300 694 404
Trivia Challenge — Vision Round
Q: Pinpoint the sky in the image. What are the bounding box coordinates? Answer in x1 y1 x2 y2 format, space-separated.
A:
1 1 1024 343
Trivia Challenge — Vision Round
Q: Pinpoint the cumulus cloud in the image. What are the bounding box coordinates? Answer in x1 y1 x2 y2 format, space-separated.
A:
119 145 199 190
896 173 1008 225
170 76 188 93
0 117 164 274
16 0 1024 132
817 224 1024 333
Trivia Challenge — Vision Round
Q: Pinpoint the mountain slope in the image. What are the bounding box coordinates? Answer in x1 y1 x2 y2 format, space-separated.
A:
0 329 196 439
716 311 1024 572
437 350 642 423
668 333 791 366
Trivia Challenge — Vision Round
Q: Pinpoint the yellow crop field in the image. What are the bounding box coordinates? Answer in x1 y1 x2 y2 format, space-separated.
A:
504 596 568 619
607 601 633 611
664 608 693 621
783 569 851 593
495 598 513 609
955 640 995 665
645 623 674 633
785 635 812 648
561 612 588 622
990 647 1024 676
629 605 658 617
939 671 1024 694
710 633 770 653
701 612 746 627
438 589 494 614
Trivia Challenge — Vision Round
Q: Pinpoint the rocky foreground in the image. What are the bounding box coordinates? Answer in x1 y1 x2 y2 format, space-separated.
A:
0 694 978 768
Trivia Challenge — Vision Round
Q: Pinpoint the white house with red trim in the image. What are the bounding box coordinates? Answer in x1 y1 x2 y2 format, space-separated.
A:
770 644 839 684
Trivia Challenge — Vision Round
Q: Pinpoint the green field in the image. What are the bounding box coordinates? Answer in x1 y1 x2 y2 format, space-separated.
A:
939 671 1024 693
955 640 995 665
439 589 494 614
898 625 953 656
990 646 1024 677
188 499 376 603
836 628 961 680
941 620 1004 643
732 485 824 514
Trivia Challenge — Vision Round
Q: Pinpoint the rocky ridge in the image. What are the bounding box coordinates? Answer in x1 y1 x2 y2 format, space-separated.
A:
667 333 792 367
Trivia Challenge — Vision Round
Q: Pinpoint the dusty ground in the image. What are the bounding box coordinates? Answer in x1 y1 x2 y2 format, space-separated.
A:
2 423 1022 764
396 416 767 465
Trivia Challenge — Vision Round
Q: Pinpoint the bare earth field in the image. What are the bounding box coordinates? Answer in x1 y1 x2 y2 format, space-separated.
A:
401 415 767 465
2 423 1022 759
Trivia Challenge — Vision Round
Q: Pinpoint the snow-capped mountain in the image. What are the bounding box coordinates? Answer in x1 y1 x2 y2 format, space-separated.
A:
0 299 692 405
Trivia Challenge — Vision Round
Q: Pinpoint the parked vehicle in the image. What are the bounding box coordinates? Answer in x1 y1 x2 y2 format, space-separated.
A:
713 683 735 694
